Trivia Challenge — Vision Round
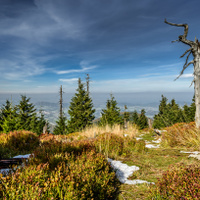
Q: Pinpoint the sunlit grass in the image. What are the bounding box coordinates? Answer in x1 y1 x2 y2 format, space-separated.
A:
80 122 139 138
1 122 200 199
161 122 200 150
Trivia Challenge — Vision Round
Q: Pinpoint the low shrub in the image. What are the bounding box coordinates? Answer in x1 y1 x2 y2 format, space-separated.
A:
0 131 39 158
150 164 200 199
32 139 96 167
161 122 200 149
0 151 120 199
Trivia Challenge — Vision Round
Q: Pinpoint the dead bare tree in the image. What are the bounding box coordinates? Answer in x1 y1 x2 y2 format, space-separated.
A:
165 19 200 128
59 85 63 119
86 74 90 95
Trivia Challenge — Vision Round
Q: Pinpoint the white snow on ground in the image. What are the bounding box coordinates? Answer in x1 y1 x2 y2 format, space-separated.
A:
180 151 200 155
136 134 161 148
0 168 12 175
152 138 161 144
188 154 200 160
145 137 161 148
13 154 32 159
108 158 154 185
145 144 160 148
180 151 200 161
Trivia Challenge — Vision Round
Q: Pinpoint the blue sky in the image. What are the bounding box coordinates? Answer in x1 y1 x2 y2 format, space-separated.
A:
0 0 199 93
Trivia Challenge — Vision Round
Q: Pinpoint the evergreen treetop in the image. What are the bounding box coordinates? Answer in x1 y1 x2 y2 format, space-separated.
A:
138 109 148 130
0 96 48 134
0 100 17 132
153 95 195 129
54 115 67 135
100 94 122 126
132 110 139 125
16 95 37 130
67 78 95 133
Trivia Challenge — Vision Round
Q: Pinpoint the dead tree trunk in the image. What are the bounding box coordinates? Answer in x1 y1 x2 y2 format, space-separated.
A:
86 74 90 95
59 85 63 119
165 19 200 128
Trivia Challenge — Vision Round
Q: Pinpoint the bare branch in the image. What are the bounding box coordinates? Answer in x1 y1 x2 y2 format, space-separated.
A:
165 19 194 46
165 19 188 37
171 39 179 43
174 60 194 81
184 51 192 66
180 47 192 58
190 79 194 87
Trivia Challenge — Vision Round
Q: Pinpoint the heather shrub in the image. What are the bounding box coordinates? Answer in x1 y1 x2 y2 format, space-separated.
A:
0 133 10 159
32 139 96 166
0 151 120 199
6 131 39 152
150 164 200 199
161 122 200 149
0 131 39 158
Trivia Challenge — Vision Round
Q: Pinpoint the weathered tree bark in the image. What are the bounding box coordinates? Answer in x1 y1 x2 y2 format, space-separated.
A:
59 85 63 119
86 74 90 95
165 19 200 128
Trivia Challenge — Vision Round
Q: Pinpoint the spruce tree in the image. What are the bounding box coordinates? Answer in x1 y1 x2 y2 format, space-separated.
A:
0 100 17 133
132 110 139 125
16 95 37 131
153 95 189 129
167 99 183 124
183 104 190 122
138 109 148 130
183 96 195 122
67 78 95 133
159 95 168 115
100 94 122 126
54 115 67 135
153 95 171 128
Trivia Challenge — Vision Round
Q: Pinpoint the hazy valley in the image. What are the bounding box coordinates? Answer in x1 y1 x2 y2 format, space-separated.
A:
0 92 193 125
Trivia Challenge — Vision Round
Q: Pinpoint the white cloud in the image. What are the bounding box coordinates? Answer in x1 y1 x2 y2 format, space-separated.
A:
59 78 78 82
56 61 97 75
91 76 194 93
0 55 46 80
180 73 193 78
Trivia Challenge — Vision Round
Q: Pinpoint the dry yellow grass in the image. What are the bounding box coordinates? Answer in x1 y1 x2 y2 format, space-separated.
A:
80 122 139 138
39 123 139 143
161 122 200 149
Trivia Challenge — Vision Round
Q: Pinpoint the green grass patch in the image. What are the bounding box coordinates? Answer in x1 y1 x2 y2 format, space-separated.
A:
138 130 156 142
117 147 200 199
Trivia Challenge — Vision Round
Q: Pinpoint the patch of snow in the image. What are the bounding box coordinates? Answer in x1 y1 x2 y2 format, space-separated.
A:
125 179 154 185
180 151 200 161
0 168 12 175
108 158 154 185
136 137 142 141
145 144 160 148
152 138 161 144
188 154 200 160
180 151 200 155
13 154 32 159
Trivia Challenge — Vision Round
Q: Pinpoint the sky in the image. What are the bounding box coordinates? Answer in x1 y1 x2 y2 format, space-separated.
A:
0 0 199 94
